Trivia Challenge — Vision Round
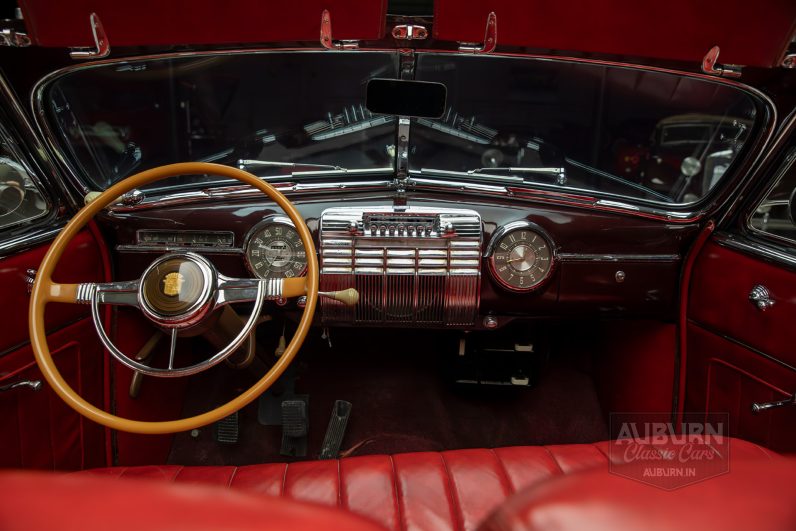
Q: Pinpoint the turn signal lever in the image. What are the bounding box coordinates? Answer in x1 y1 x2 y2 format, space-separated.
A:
318 288 359 306
751 393 796 414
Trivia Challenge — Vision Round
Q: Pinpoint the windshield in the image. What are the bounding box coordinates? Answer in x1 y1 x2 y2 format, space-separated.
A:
412 54 761 204
41 51 762 206
43 52 398 190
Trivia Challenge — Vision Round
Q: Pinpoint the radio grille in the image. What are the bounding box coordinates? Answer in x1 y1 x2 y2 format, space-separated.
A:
319 207 482 327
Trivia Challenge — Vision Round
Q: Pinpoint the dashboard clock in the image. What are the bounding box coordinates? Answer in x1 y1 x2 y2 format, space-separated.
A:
486 221 555 292
244 216 308 279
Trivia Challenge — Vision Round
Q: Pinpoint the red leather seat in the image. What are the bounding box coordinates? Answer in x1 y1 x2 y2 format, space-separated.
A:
481 457 796 531
81 439 774 531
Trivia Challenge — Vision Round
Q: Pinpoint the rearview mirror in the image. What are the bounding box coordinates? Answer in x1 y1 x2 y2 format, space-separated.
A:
366 79 447 118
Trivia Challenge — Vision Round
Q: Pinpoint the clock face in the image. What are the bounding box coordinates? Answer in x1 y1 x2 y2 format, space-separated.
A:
489 227 553 291
244 220 307 279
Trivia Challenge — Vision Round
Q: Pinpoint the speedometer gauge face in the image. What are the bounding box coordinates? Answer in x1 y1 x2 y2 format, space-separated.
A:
488 224 554 292
244 219 307 279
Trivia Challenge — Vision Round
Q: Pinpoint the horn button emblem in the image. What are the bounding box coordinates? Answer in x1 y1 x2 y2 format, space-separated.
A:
162 272 185 296
139 253 216 328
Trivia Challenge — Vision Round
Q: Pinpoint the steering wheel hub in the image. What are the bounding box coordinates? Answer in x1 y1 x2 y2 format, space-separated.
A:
139 253 215 328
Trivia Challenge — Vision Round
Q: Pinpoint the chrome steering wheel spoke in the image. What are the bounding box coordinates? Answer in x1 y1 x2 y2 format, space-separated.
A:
216 275 284 306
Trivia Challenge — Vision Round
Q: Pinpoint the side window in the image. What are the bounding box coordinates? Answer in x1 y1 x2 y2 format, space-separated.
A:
0 122 48 231
750 147 796 245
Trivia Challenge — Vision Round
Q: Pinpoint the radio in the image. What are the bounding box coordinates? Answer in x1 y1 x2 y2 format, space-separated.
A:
319 206 482 327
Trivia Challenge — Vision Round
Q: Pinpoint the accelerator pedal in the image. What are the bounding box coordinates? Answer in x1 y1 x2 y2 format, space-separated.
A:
319 400 352 460
280 400 308 457
214 411 239 444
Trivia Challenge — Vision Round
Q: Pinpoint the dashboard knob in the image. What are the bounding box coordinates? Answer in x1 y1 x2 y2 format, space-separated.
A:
483 315 498 329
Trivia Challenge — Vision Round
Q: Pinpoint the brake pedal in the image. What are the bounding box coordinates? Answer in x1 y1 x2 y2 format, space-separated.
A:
280 400 308 457
319 400 352 460
214 412 239 444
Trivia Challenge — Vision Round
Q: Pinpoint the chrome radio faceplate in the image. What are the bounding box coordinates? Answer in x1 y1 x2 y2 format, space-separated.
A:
319 206 482 327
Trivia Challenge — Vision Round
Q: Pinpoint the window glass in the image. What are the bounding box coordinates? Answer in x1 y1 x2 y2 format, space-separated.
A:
0 123 48 231
43 52 399 191
750 148 796 244
413 54 761 205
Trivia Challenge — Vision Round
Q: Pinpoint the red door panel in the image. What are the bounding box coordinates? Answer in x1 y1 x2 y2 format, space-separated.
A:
686 239 796 453
0 229 109 470
688 241 796 366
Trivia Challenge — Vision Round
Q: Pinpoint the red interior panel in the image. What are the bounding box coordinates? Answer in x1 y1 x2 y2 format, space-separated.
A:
433 0 796 67
0 321 107 469
18 0 387 48
0 229 110 470
688 241 796 367
685 325 796 453
0 230 104 354
686 239 796 453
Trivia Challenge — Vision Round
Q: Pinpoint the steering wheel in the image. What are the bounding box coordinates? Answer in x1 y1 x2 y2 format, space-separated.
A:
28 162 319 434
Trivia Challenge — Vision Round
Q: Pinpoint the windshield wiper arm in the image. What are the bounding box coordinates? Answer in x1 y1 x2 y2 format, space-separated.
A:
564 158 674 203
237 159 346 171
468 167 567 185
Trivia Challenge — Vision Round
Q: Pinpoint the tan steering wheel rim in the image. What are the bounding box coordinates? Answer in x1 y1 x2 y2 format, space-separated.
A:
29 162 318 435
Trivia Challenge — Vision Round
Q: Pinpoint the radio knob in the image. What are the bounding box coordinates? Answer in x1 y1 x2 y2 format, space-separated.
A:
370 224 377 236
398 224 405 235
388 225 396 236
379 225 387 236
417 226 425 236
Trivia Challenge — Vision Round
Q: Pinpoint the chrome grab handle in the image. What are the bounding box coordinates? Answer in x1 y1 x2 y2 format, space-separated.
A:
0 380 42 392
749 284 775 311
751 393 796 414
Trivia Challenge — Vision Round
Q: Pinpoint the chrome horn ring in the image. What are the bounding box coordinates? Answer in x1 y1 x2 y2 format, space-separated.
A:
87 251 273 378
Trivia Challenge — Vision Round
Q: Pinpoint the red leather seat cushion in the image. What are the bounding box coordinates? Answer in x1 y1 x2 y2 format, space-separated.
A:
480 457 796 531
80 439 773 531
0 470 385 531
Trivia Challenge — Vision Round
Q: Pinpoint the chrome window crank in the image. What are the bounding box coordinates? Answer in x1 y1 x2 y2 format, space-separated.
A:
751 393 796 414
749 284 775 311
0 380 42 392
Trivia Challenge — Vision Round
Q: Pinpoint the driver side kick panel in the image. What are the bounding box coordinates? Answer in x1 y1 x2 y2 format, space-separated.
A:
0 230 109 469
685 241 796 452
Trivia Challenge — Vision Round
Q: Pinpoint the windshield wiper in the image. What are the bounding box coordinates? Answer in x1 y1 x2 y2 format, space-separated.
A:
467 167 567 185
564 158 674 203
237 159 346 171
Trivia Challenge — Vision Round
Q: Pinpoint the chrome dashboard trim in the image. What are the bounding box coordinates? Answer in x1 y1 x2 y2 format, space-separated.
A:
28 47 776 225
557 253 681 262
319 206 482 327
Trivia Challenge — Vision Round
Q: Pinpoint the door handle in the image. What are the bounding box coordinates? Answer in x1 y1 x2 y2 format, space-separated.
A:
749 284 775 311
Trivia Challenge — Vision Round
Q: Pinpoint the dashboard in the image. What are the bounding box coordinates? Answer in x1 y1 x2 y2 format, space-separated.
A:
103 192 699 328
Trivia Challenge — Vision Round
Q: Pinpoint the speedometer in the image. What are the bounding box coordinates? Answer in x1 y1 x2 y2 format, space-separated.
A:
487 221 555 292
244 217 308 279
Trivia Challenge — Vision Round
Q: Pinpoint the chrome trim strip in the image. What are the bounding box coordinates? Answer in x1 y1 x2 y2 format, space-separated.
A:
116 245 244 255
557 253 681 262
713 232 796 271
105 179 394 212
0 225 63 256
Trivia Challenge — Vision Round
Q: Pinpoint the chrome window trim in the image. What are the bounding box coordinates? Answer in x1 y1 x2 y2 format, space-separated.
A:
713 232 796 271
0 224 64 256
28 47 777 223
744 141 796 249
